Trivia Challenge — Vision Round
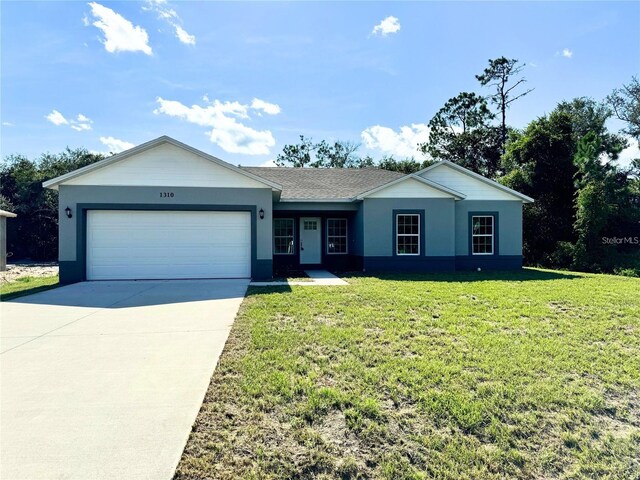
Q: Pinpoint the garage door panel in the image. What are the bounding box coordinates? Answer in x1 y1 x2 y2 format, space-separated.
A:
90 253 172 264
171 264 247 277
87 211 251 280
90 265 170 279
168 246 250 259
90 230 170 246
88 246 169 257
91 256 169 265
169 246 212 258
202 229 250 242
209 245 251 257
170 231 246 245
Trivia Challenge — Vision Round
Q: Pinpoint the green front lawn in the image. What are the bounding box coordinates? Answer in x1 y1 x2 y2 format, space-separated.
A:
0 275 59 301
175 269 640 480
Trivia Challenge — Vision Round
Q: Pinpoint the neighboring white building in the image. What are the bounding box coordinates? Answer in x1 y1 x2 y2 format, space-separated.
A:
0 209 17 271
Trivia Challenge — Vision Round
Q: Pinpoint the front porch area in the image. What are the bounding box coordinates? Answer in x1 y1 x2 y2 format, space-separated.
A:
272 210 361 276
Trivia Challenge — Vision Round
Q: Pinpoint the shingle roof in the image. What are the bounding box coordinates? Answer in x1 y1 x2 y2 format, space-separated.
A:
240 167 405 200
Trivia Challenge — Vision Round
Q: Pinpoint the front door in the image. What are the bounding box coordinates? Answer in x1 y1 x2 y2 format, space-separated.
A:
299 217 321 264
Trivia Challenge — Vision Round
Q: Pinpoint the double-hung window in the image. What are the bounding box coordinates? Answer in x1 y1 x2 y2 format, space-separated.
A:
273 218 294 254
327 218 348 254
396 214 420 255
471 215 494 255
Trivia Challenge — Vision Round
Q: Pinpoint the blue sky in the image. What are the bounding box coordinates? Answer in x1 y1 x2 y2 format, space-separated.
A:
1 1 639 166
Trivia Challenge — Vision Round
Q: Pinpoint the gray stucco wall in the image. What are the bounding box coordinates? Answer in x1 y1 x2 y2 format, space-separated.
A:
273 201 358 211
454 200 523 256
58 185 273 282
362 198 456 257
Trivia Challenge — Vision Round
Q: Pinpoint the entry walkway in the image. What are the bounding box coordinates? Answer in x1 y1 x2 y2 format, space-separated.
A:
249 269 349 286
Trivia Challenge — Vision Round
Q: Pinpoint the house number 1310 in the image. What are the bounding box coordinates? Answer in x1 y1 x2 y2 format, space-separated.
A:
160 192 174 198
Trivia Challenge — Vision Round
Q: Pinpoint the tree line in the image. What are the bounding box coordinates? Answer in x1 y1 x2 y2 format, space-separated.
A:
275 60 640 276
1 149 106 260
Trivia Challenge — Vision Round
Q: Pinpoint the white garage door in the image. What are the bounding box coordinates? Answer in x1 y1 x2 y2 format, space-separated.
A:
86 210 251 280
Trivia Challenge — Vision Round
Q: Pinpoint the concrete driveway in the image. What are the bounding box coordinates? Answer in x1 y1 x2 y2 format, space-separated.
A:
0 279 248 480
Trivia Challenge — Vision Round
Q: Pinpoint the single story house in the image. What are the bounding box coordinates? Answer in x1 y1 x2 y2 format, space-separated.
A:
43 136 533 283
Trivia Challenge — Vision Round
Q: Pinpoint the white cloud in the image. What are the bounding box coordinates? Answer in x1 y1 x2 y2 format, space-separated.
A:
146 0 177 20
617 137 639 168
251 98 281 115
71 114 93 131
154 96 279 155
361 123 429 158
46 110 69 126
562 48 573 58
88 2 152 55
259 159 278 167
47 110 93 131
144 0 196 46
371 16 401 37
2 122 14 127
99 136 135 153
174 25 196 45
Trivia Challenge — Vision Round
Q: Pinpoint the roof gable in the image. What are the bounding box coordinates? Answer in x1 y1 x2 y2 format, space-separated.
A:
417 161 534 203
355 175 465 200
43 136 281 191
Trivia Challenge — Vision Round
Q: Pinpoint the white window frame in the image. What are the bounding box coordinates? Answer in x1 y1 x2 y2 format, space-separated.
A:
471 215 494 255
273 218 295 255
326 218 348 255
396 214 420 256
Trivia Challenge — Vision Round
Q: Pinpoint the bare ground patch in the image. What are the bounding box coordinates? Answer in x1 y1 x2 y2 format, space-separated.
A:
1 262 58 282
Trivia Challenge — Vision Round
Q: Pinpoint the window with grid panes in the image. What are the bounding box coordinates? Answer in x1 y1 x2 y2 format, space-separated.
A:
396 214 420 255
327 219 347 254
471 215 494 255
273 218 294 254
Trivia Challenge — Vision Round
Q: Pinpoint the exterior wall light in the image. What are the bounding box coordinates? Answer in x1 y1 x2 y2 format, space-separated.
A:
259 208 265 220
65 207 73 219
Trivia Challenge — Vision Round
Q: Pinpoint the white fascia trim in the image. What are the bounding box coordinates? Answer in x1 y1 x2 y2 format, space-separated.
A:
42 136 283 192
0 210 17 218
353 174 466 200
416 160 534 203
